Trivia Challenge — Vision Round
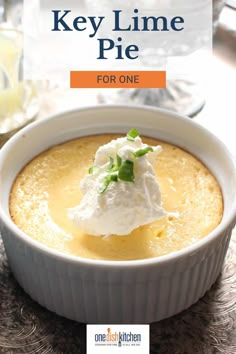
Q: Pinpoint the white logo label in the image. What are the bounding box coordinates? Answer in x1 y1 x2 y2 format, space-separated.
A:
87 325 149 354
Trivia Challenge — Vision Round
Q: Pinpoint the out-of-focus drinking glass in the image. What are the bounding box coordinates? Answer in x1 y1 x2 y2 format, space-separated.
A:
0 25 39 133
0 0 40 145
213 0 225 32
88 0 225 117
0 24 39 137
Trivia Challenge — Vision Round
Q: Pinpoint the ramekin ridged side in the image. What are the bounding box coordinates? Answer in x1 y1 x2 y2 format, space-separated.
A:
1 221 234 324
0 105 236 324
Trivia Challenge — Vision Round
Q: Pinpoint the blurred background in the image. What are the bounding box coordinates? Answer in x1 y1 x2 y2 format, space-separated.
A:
0 0 235 149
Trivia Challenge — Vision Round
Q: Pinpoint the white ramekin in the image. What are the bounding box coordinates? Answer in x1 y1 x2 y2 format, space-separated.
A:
0 105 236 324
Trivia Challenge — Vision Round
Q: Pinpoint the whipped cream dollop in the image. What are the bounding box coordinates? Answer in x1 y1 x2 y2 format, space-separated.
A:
68 132 166 236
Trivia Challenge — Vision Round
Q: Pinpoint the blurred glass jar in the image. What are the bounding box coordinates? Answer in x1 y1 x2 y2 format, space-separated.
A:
0 24 39 136
88 0 225 117
213 0 225 32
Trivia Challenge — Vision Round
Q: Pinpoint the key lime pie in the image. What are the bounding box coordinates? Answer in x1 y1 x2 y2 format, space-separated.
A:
10 129 223 261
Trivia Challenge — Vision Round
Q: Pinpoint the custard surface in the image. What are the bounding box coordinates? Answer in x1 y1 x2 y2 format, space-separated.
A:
10 135 223 261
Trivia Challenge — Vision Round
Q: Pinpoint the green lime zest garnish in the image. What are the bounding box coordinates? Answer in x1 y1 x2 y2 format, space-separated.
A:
88 129 155 193
133 146 153 158
107 157 114 171
99 175 112 194
106 155 121 172
88 165 103 174
99 157 134 193
118 160 134 182
88 166 94 174
127 128 140 141
116 154 122 168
